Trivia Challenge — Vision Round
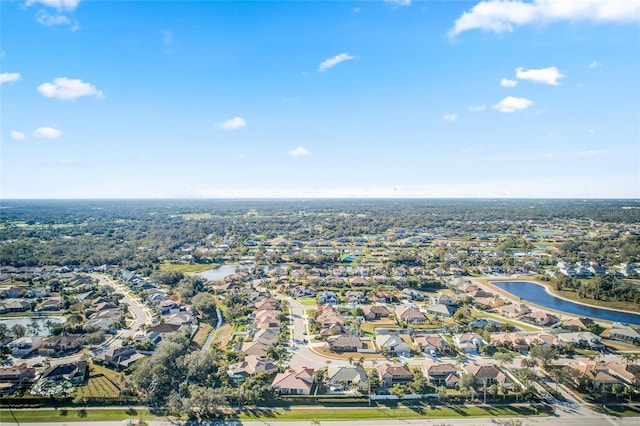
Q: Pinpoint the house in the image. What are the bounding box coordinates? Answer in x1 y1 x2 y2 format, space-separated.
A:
8 336 41 358
327 335 363 352
317 291 337 305
414 334 446 355
422 362 459 387
498 303 530 318
375 334 411 357
607 362 640 386
35 297 64 312
608 323 640 344
490 333 529 353
38 335 81 357
40 361 89 385
454 333 485 355
327 365 367 390
568 360 622 389
524 311 559 326
377 363 412 387
255 297 280 311
0 363 36 394
527 332 563 349
228 355 278 383
555 331 605 351
98 345 145 370
0 299 31 313
240 340 271 358
401 289 425 301
395 305 425 324
463 363 512 389
158 300 180 315
349 277 369 287
345 290 365 304
426 303 457 318
563 317 596 331
145 323 183 343
362 305 391 321
373 291 393 303
272 367 315 395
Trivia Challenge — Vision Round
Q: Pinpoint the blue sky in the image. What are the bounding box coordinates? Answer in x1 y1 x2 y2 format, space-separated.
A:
1 0 639 199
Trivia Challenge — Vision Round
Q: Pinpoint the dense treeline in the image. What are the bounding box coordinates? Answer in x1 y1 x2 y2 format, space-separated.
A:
0 199 638 269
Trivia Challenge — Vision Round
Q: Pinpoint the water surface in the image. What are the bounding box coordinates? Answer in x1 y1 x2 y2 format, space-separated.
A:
491 281 640 325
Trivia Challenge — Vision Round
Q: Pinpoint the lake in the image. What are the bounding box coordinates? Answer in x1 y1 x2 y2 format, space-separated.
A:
196 264 251 281
0 316 66 336
491 281 640 325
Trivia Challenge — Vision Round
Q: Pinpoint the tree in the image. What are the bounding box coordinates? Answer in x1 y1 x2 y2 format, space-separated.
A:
612 383 624 401
0 323 8 340
494 351 515 368
191 292 217 322
389 383 406 399
436 385 448 402
529 345 559 369
459 373 475 401
11 324 26 338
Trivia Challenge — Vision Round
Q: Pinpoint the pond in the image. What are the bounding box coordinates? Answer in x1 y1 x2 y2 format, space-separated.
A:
491 281 640 325
0 316 66 336
195 264 252 281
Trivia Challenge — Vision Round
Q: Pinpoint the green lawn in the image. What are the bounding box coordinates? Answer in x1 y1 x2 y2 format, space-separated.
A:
0 408 153 422
240 404 549 421
298 297 318 306
593 404 640 417
159 261 217 273
1 404 551 423
75 375 120 399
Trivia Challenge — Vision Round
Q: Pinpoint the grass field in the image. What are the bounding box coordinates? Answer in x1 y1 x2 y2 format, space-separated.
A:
75 375 121 399
239 404 549 421
192 322 213 348
1 404 550 423
159 261 217 273
1 408 152 422
90 363 124 388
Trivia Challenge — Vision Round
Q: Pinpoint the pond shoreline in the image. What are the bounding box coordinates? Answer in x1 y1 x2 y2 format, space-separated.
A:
480 277 640 325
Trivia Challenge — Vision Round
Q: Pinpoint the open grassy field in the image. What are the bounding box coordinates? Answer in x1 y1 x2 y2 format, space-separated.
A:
0 408 152 422
75 375 120 399
192 322 213 348
90 363 124 388
239 404 550 421
159 261 217 274
1 403 551 423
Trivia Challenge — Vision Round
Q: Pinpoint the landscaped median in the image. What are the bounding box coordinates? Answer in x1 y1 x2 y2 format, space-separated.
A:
1 403 553 423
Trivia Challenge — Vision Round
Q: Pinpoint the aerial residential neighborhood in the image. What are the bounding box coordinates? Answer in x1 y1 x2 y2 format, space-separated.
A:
0 199 639 424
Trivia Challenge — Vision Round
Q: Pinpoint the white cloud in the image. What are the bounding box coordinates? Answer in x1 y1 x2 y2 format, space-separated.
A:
468 104 487 112
588 61 602 68
216 117 247 130
492 96 533 113
289 146 310 157
516 66 564 85
10 131 26 141
36 11 71 26
26 0 81 11
500 78 518 88
0 72 20 84
450 0 640 37
33 127 63 139
37 77 104 100
443 113 458 122
385 0 412 6
318 53 356 73
578 149 605 156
